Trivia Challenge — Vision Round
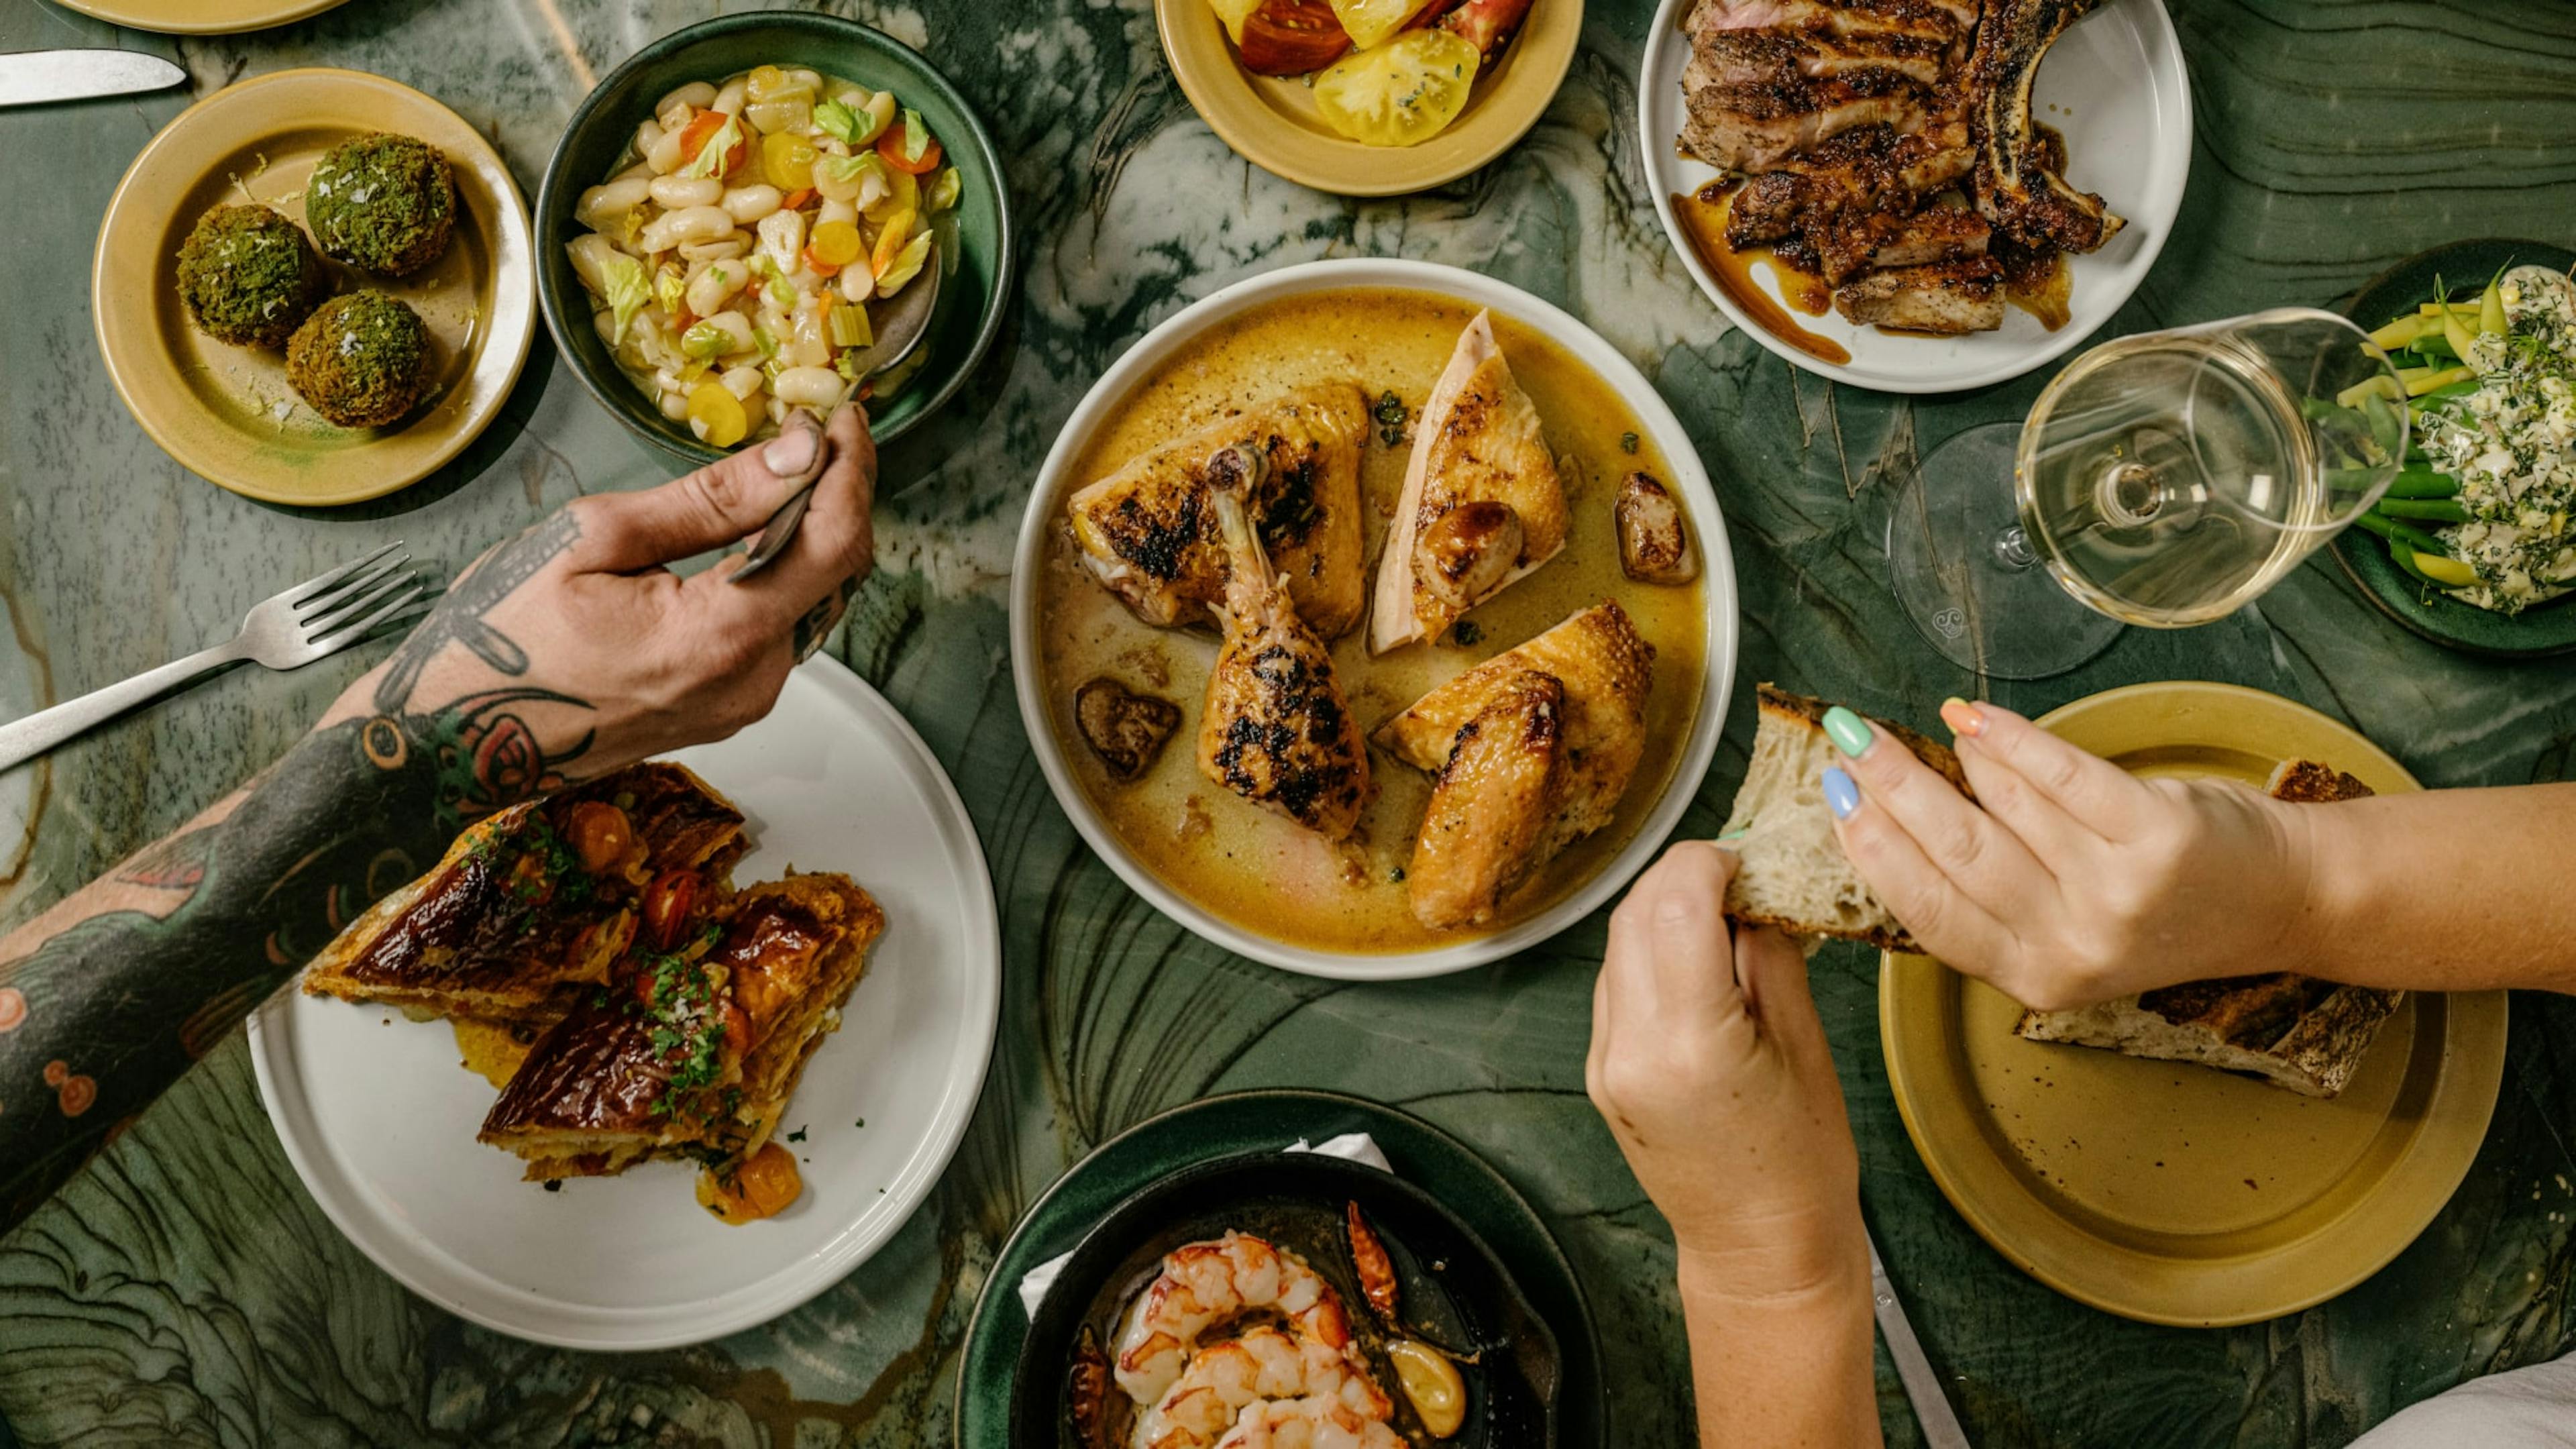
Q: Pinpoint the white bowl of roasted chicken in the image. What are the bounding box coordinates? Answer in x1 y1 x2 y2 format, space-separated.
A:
1011 258 1739 978
1642 0 2192 392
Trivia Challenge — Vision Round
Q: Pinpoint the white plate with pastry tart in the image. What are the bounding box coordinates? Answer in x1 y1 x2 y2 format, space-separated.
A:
1012 258 1739 979
250 657 1000 1349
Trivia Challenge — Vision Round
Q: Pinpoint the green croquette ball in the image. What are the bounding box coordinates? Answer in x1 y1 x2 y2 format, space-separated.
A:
175 204 330 349
286 290 435 429
305 132 456 277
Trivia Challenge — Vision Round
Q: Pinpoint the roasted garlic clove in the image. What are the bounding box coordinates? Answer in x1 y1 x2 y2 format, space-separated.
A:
1615 470 1697 585
1075 676 1181 781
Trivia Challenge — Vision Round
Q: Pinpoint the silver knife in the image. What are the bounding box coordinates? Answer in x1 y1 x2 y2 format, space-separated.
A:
0 50 187 109
1869 1228 1973 1449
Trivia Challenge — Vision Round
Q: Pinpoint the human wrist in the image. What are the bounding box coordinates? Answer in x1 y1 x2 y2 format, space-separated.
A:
2269 794 2367 982
1673 1200 1869 1307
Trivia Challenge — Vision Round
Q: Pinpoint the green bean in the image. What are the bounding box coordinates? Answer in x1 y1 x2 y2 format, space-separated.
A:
2422 378 2482 399
2385 537 2435 583
2299 395 2341 423
2363 392 2404 455
2387 468 2459 498
2353 510 2447 555
2377 497 2470 523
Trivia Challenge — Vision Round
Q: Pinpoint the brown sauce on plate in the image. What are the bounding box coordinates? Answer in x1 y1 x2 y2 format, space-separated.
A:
1672 186 1851 364
1037 289 1710 955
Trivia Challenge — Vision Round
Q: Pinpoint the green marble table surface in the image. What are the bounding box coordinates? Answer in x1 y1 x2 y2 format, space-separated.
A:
1 1 2571 1444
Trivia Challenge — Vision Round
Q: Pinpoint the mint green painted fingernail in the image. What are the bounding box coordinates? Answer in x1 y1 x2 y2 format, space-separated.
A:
1822 705 1874 758
1717 828 1748 841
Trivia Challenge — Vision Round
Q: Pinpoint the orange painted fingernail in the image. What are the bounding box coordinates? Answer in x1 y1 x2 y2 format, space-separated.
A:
1940 697 1985 737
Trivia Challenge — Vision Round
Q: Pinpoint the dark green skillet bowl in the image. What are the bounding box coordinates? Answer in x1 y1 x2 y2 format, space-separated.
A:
534 11 1012 463
2329 238 2576 658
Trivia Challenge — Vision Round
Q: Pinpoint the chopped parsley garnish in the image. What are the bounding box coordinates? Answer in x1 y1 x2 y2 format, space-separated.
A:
1451 619 1483 647
786 1126 807 1143
1373 390 1408 448
1621 431 1640 454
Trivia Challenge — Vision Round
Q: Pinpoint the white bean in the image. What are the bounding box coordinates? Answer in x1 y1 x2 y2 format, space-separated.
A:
678 237 748 264
767 395 789 426
773 366 845 410
685 258 749 317
575 177 652 231
648 174 722 209
565 233 624 294
638 205 736 252
611 160 655 184
633 117 664 164
839 264 875 305
659 389 691 422
655 81 716 130
786 68 824 97
720 366 765 401
817 198 858 229
757 209 806 276
645 125 687 175
720 184 783 224
712 76 747 115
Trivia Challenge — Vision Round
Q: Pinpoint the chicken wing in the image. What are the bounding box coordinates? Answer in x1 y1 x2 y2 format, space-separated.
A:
1065 383 1368 639
1197 445 1373 840
1379 602 1655 926
1369 313 1570 654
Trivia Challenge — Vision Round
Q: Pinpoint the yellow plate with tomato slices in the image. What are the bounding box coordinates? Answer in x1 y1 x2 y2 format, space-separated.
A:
93 68 536 508
1154 0 1583 197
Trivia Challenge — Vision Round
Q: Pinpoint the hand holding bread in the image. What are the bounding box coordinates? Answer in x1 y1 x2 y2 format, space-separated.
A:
1586 841 1864 1298
1806 694 2321 1012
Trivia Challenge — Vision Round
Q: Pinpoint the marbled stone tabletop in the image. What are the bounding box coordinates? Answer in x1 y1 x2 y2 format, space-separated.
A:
1 1 2573 1445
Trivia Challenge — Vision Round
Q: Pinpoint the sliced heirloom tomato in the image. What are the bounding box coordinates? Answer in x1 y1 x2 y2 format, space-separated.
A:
1313 28 1479 146
1237 0 1352 75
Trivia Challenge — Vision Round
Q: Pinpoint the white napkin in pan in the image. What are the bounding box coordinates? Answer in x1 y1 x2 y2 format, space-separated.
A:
1017 1132 1393 1320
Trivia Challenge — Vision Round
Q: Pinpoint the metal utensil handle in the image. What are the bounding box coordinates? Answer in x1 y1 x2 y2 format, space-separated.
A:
0 641 242 776
1869 1232 1972 1449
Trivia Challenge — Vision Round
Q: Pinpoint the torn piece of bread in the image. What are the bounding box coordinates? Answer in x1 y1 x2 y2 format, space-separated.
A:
1719 684 1969 951
2012 762 2401 1099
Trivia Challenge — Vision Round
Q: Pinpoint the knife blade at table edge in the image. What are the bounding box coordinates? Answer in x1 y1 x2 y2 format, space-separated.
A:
1870 1229 1974 1448
0 50 187 109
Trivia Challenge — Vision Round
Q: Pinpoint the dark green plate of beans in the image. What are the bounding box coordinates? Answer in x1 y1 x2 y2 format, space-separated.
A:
2330 238 2576 659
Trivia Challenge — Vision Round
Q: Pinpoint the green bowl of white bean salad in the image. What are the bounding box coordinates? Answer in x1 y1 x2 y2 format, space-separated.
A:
535 12 1012 461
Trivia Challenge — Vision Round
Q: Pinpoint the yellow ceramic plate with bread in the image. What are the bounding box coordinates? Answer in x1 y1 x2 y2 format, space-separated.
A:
93 68 535 508
52 0 347 34
1155 0 1582 197
1880 680 2508 1327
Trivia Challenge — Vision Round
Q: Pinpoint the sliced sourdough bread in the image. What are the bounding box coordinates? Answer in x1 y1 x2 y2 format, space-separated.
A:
2012 761 2401 1099
1719 684 1968 952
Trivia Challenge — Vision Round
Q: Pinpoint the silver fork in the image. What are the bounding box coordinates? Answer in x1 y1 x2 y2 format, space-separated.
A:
0 542 428 776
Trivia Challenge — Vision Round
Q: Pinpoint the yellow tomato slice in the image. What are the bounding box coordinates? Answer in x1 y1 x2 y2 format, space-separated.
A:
1208 0 1263 44
1328 0 1424 50
1312 29 1479 148
761 131 818 191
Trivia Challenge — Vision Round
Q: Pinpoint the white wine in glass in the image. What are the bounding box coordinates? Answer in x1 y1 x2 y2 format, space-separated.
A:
1888 308 2407 679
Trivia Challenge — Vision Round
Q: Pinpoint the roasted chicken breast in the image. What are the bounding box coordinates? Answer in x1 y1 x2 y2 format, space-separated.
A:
1064 383 1368 639
1370 313 1570 654
1379 602 1656 928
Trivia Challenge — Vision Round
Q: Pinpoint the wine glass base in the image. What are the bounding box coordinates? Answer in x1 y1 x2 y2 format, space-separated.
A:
1886 422 2124 681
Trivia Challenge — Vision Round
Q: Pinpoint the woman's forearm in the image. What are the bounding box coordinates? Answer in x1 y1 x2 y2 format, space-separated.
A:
1678 1238 1884 1448
0 676 588 1232
2294 784 2576 993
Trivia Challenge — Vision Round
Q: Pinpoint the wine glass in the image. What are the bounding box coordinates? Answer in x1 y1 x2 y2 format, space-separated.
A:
1887 308 2409 680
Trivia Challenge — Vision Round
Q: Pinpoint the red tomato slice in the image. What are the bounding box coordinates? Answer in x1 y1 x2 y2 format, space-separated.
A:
1238 0 1352 76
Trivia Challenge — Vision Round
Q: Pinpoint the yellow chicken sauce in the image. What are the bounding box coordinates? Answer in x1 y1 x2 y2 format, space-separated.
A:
1038 288 1711 955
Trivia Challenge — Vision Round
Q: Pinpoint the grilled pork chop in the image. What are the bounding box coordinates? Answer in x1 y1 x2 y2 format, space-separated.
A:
1969 0 2125 252
1722 123 1974 247
1687 28 1949 90
1816 205 1990 284
1688 0 1968 46
1680 65 1931 174
1833 256 2005 332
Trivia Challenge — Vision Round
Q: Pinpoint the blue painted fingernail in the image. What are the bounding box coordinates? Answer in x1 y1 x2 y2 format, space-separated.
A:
1822 705 1874 758
1823 766 1860 820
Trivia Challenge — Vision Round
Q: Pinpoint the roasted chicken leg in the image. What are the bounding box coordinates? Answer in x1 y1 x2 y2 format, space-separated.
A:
1197 445 1373 840
1379 602 1656 928
1369 313 1570 654
1063 384 1368 639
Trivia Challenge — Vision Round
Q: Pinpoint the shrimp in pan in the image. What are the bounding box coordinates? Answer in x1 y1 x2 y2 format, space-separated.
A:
1213 1397 1407 1449
1132 1326 1391 1449
1114 1232 1357 1405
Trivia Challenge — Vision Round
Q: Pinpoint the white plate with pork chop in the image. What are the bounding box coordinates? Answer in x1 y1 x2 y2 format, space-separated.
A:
1641 0 2190 393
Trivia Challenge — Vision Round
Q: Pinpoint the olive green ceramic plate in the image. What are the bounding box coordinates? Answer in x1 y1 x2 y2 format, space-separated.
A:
93 68 536 508
1155 0 1582 197
51 0 346 34
955 1089 1606 1446
1881 682 2508 1328
535 12 1012 464
2330 239 2576 657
